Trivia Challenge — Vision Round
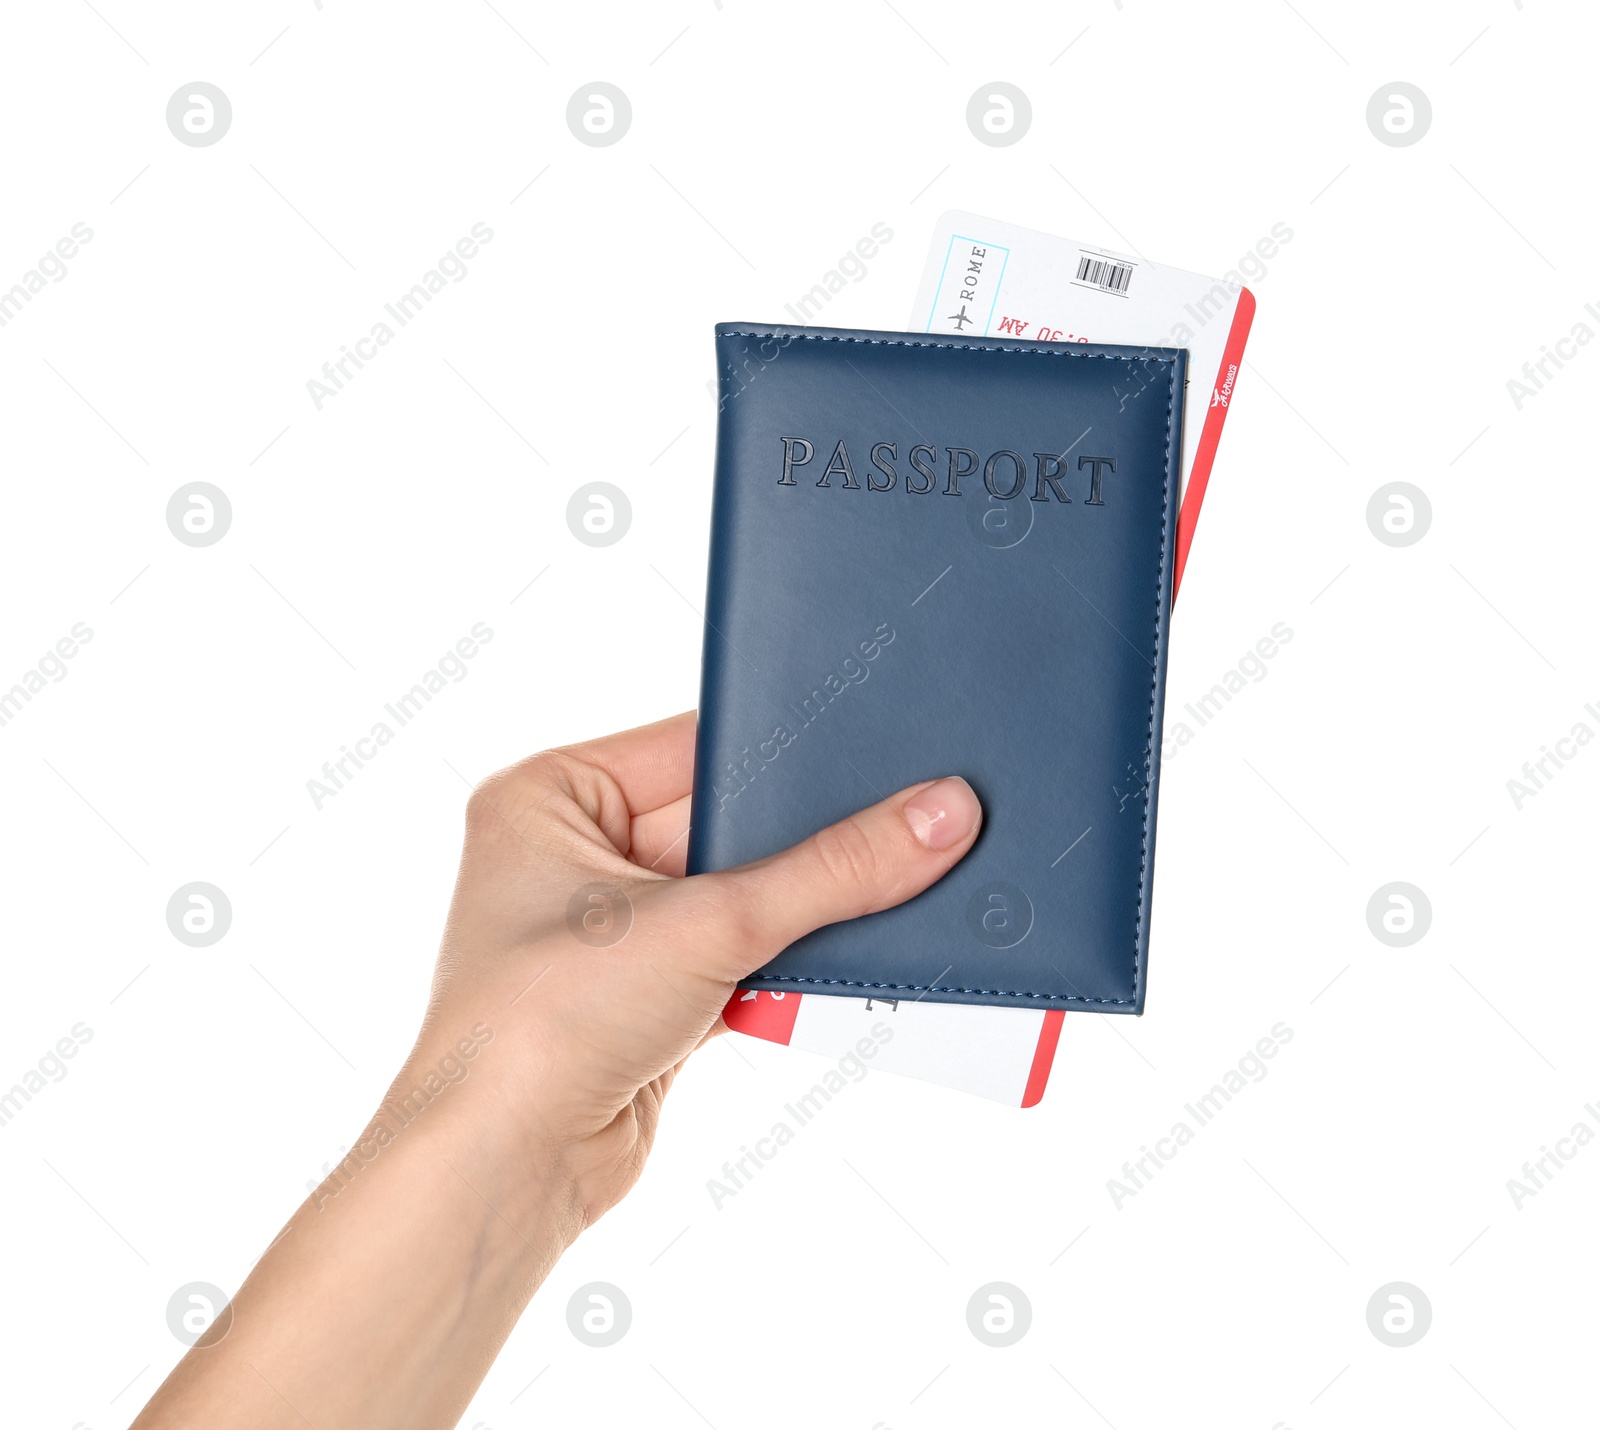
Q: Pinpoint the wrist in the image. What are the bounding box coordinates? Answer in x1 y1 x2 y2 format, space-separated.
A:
371 1028 589 1263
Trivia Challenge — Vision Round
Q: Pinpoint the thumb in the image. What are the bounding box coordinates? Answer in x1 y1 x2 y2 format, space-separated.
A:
704 776 983 970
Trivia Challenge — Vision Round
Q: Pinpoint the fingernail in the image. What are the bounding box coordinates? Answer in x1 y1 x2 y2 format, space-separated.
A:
902 777 982 851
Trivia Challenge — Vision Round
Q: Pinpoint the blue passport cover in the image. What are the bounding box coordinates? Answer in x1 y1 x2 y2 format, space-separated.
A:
687 323 1186 1014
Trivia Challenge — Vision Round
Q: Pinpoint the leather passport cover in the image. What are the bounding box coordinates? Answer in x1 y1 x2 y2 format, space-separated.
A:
687 323 1186 1014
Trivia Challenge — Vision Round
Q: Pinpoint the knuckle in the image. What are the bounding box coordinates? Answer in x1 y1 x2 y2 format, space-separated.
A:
464 751 575 829
517 749 582 795
809 815 883 900
464 771 511 833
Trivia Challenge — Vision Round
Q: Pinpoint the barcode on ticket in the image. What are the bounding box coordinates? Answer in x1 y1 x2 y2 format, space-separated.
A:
1074 253 1134 295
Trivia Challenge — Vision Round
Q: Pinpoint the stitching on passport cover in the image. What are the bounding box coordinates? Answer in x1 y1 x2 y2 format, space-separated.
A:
1133 351 1177 1005
720 331 1178 1006
746 975 1136 1006
721 330 1173 360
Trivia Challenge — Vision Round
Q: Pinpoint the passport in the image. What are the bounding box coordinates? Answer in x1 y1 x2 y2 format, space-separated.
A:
688 323 1186 1014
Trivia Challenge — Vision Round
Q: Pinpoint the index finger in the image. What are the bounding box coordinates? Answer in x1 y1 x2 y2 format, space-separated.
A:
559 709 698 816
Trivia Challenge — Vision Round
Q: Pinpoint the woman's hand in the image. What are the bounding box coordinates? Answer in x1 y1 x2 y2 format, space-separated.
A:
134 711 981 1429
424 710 982 1230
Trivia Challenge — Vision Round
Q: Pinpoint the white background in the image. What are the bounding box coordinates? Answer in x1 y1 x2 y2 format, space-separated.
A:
2 2 1594 1426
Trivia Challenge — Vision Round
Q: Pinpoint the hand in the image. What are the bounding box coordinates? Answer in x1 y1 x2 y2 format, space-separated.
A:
134 711 981 1429
423 708 984 1227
